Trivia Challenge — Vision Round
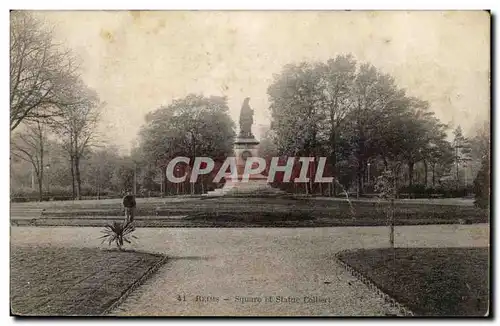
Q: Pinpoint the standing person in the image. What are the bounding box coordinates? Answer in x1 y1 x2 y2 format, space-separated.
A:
122 190 136 223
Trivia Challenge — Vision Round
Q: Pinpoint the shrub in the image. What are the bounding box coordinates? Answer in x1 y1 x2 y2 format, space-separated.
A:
100 221 137 250
399 184 473 199
10 185 120 202
473 157 490 209
10 187 39 202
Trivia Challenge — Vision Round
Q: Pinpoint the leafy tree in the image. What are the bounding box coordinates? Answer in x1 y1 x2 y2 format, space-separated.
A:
111 159 136 194
258 126 278 159
10 156 33 190
268 62 326 156
426 139 454 187
395 98 450 188
319 54 357 194
471 120 490 208
82 146 122 197
268 62 329 193
452 126 472 187
473 156 490 209
347 64 405 194
470 120 490 166
138 94 235 194
267 54 453 196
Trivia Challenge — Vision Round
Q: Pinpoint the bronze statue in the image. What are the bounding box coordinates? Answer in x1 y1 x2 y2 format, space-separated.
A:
239 97 254 137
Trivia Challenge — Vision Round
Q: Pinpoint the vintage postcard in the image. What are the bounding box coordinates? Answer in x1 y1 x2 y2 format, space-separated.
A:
9 10 490 317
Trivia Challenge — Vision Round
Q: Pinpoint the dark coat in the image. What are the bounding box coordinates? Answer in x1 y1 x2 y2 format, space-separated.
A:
123 195 136 208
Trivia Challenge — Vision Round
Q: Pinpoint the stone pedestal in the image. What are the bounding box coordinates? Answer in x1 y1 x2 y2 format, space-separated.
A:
205 135 284 197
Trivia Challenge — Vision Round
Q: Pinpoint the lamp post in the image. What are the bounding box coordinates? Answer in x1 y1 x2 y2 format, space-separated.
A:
31 164 36 190
367 162 371 188
175 166 180 195
133 162 137 196
160 167 164 196
463 162 467 188
96 165 100 200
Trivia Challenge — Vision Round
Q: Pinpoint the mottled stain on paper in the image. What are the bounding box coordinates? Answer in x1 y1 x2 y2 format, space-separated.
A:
129 10 141 23
99 29 115 44
37 10 490 152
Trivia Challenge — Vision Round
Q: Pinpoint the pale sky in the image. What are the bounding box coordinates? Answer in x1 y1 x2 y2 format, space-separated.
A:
38 11 490 154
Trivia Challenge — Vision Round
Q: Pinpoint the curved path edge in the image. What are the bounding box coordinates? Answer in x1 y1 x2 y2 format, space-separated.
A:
101 254 168 316
335 250 415 317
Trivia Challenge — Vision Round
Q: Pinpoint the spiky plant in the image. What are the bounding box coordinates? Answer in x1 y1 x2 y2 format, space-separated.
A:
100 221 137 250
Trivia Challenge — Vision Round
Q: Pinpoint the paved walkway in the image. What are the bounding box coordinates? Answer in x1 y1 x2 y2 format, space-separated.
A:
11 224 489 316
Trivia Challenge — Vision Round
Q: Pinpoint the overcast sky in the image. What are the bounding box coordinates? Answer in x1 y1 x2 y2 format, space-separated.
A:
38 10 490 154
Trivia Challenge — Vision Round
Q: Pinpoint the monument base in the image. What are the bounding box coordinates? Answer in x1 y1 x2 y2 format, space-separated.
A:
204 106 286 197
204 173 285 197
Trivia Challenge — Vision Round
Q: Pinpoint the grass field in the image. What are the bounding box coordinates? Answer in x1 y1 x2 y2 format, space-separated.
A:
11 197 489 227
10 246 165 316
337 247 490 316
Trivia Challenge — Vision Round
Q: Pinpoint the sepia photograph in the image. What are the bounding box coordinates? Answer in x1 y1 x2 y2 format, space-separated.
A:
9 9 491 317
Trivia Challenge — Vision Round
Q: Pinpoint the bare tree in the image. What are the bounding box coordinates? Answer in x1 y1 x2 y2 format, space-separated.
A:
10 11 79 131
11 121 48 201
51 79 102 200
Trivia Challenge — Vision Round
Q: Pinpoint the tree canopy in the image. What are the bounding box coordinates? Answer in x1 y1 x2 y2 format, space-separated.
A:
267 54 454 195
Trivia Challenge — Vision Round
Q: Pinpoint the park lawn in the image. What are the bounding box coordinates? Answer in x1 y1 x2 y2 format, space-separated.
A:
13 197 488 227
337 247 490 316
10 246 165 316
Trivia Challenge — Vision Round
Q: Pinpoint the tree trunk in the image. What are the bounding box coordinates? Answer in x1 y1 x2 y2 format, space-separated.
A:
389 198 395 247
330 124 338 197
423 160 428 187
74 135 82 200
394 165 400 199
191 131 196 196
70 156 75 199
31 164 36 190
37 168 43 201
432 163 436 187
75 155 82 200
37 177 43 201
162 166 166 196
408 161 414 187
309 159 314 195
36 122 45 201
332 170 337 196
357 168 364 197
38 134 44 201
133 163 137 195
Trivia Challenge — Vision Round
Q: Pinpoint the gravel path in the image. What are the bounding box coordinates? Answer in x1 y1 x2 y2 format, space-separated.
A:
11 224 489 316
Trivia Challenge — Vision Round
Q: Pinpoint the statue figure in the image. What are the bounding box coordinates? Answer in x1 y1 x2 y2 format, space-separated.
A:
239 97 254 137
